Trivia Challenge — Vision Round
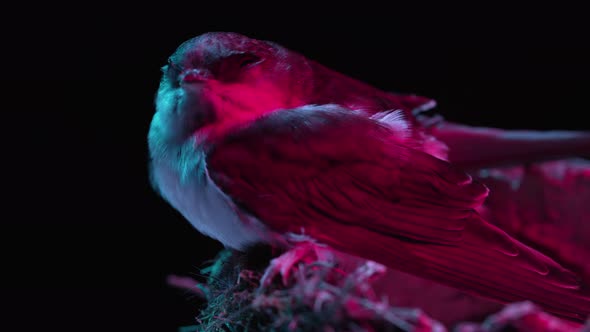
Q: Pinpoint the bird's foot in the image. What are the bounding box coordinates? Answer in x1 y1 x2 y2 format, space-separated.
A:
258 238 335 289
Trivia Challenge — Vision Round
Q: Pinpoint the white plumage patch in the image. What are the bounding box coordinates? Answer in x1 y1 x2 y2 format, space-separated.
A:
371 109 412 144
151 157 270 250
371 109 449 160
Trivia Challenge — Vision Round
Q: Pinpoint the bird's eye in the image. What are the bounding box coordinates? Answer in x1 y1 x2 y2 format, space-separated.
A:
222 52 262 70
213 53 263 82
236 53 262 68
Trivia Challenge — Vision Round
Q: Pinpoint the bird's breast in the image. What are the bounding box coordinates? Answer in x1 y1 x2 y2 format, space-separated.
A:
151 152 270 250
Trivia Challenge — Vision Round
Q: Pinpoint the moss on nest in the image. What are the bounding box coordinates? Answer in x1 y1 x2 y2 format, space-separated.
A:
190 248 442 332
170 245 588 331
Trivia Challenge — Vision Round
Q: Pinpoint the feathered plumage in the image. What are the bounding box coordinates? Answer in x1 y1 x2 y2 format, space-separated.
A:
148 32 590 321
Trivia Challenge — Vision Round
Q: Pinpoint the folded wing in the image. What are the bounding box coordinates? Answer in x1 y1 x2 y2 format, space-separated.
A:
206 104 590 321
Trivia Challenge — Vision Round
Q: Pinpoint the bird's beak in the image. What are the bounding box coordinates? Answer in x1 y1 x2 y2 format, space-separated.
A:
179 68 211 85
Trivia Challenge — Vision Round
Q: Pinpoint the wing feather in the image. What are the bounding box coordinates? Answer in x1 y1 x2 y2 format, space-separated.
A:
206 104 590 320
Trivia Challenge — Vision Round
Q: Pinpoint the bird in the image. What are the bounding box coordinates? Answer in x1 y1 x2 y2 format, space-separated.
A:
147 32 590 321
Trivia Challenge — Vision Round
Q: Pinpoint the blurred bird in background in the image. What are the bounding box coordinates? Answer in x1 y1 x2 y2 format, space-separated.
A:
147 32 590 324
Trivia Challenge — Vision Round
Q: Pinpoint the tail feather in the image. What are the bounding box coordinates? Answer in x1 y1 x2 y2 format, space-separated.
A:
430 122 590 169
312 214 590 322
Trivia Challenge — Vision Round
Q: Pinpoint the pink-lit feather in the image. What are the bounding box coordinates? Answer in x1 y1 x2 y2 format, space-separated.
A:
147 32 590 322
206 105 589 320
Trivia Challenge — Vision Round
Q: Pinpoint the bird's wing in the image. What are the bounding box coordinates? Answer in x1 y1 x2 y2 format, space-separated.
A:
477 159 590 282
205 104 590 321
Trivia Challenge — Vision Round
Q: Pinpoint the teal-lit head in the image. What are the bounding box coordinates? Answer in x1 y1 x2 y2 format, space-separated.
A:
148 32 313 160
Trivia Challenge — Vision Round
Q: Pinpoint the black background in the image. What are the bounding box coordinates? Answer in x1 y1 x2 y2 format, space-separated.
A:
4 5 589 331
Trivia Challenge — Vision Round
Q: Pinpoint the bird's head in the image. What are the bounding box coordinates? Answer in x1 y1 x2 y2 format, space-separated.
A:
149 32 313 152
